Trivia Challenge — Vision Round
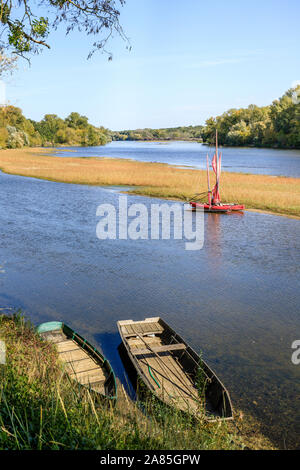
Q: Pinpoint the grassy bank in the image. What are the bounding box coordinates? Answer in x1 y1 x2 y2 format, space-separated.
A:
0 148 299 218
0 313 275 450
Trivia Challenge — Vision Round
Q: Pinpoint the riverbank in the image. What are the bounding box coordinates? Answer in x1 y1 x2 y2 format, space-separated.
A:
0 313 275 450
0 148 299 218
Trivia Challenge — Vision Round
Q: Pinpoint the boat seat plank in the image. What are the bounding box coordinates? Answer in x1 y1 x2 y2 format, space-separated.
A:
121 321 163 337
132 343 186 356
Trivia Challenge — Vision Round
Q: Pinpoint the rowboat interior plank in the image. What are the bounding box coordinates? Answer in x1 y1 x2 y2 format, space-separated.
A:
125 330 200 414
56 340 81 353
147 356 199 413
132 343 186 356
64 357 99 374
121 321 163 337
59 349 88 362
73 369 106 385
125 325 134 335
88 379 106 393
128 336 161 347
44 331 108 385
123 331 163 338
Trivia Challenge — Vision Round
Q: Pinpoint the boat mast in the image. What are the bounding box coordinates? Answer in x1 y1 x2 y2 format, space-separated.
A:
207 154 211 206
215 129 218 185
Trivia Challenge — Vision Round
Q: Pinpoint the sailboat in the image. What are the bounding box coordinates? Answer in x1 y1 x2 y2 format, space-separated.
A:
189 131 245 213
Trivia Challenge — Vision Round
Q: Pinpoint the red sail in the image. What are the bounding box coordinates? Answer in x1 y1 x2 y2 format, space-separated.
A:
212 153 217 175
207 154 212 206
218 152 222 183
212 184 220 203
211 152 221 203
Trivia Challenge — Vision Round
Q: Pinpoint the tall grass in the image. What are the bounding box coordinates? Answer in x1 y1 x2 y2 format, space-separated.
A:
0 148 299 218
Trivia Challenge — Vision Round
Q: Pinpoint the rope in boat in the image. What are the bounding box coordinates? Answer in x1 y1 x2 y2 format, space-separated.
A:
148 365 160 388
142 356 192 407
131 329 201 405
133 331 191 393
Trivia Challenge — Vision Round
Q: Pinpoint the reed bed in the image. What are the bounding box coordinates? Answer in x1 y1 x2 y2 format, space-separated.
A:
0 148 299 218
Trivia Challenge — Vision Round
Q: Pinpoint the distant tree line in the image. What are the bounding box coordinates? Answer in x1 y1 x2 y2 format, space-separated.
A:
0 86 298 150
0 108 111 148
112 126 204 142
113 86 300 149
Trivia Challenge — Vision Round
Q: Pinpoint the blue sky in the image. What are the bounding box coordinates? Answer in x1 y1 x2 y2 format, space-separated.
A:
5 0 300 130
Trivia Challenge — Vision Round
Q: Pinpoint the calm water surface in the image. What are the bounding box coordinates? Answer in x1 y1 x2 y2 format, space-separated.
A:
55 141 300 177
0 170 300 448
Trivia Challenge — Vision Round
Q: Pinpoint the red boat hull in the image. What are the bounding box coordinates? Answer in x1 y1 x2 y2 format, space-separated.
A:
190 201 245 213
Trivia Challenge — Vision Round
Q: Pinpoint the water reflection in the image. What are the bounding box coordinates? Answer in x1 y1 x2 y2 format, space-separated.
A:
206 213 223 261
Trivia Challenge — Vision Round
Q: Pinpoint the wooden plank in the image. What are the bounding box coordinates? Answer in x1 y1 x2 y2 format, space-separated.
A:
125 324 134 334
124 330 163 338
134 338 199 413
59 349 88 362
134 338 184 397
122 320 163 336
122 326 129 335
147 355 198 412
132 343 186 356
128 336 160 348
88 379 106 393
56 340 81 352
163 354 195 392
75 369 106 385
66 358 98 374
134 324 143 334
138 323 147 334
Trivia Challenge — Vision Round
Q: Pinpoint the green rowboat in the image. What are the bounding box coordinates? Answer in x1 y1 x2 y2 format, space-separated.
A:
37 321 117 401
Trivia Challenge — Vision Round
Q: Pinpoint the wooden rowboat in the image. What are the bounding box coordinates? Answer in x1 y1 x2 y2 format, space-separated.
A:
117 317 233 421
37 321 117 401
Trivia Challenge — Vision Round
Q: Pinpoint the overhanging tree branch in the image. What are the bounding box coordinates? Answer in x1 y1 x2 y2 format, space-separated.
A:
0 0 128 58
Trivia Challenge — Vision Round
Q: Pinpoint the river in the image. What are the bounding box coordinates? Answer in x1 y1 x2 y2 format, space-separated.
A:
0 143 300 448
55 140 300 177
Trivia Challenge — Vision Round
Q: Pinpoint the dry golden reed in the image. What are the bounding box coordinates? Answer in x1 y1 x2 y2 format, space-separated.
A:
0 147 299 218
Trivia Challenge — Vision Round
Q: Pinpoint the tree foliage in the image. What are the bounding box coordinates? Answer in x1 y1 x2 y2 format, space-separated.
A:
0 0 127 58
201 86 300 149
0 105 111 148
